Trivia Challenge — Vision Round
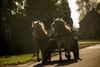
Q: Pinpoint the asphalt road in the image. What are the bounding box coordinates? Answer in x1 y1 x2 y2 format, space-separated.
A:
24 44 100 67
2 44 100 67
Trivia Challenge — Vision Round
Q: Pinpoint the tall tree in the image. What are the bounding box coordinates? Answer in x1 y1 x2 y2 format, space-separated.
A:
26 0 73 28
0 0 33 54
55 0 73 27
0 0 16 55
76 0 99 20
77 0 100 39
0 0 73 54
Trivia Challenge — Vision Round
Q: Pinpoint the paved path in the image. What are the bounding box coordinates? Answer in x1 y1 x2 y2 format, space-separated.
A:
17 44 100 67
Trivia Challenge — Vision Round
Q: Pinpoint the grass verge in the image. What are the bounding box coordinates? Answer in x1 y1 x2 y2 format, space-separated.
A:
78 39 100 49
0 54 33 65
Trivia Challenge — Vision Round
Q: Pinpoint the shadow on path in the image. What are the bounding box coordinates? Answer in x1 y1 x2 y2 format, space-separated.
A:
33 59 79 67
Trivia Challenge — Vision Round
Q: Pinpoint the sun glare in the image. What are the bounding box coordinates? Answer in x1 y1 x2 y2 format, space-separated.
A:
68 0 80 28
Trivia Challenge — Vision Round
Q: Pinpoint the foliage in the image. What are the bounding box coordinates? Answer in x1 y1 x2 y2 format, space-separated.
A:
0 0 73 54
26 0 72 23
76 0 99 20
0 0 33 54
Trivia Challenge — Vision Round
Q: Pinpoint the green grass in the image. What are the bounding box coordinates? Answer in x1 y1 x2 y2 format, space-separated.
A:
0 40 100 65
78 39 100 49
79 39 100 44
0 54 33 65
